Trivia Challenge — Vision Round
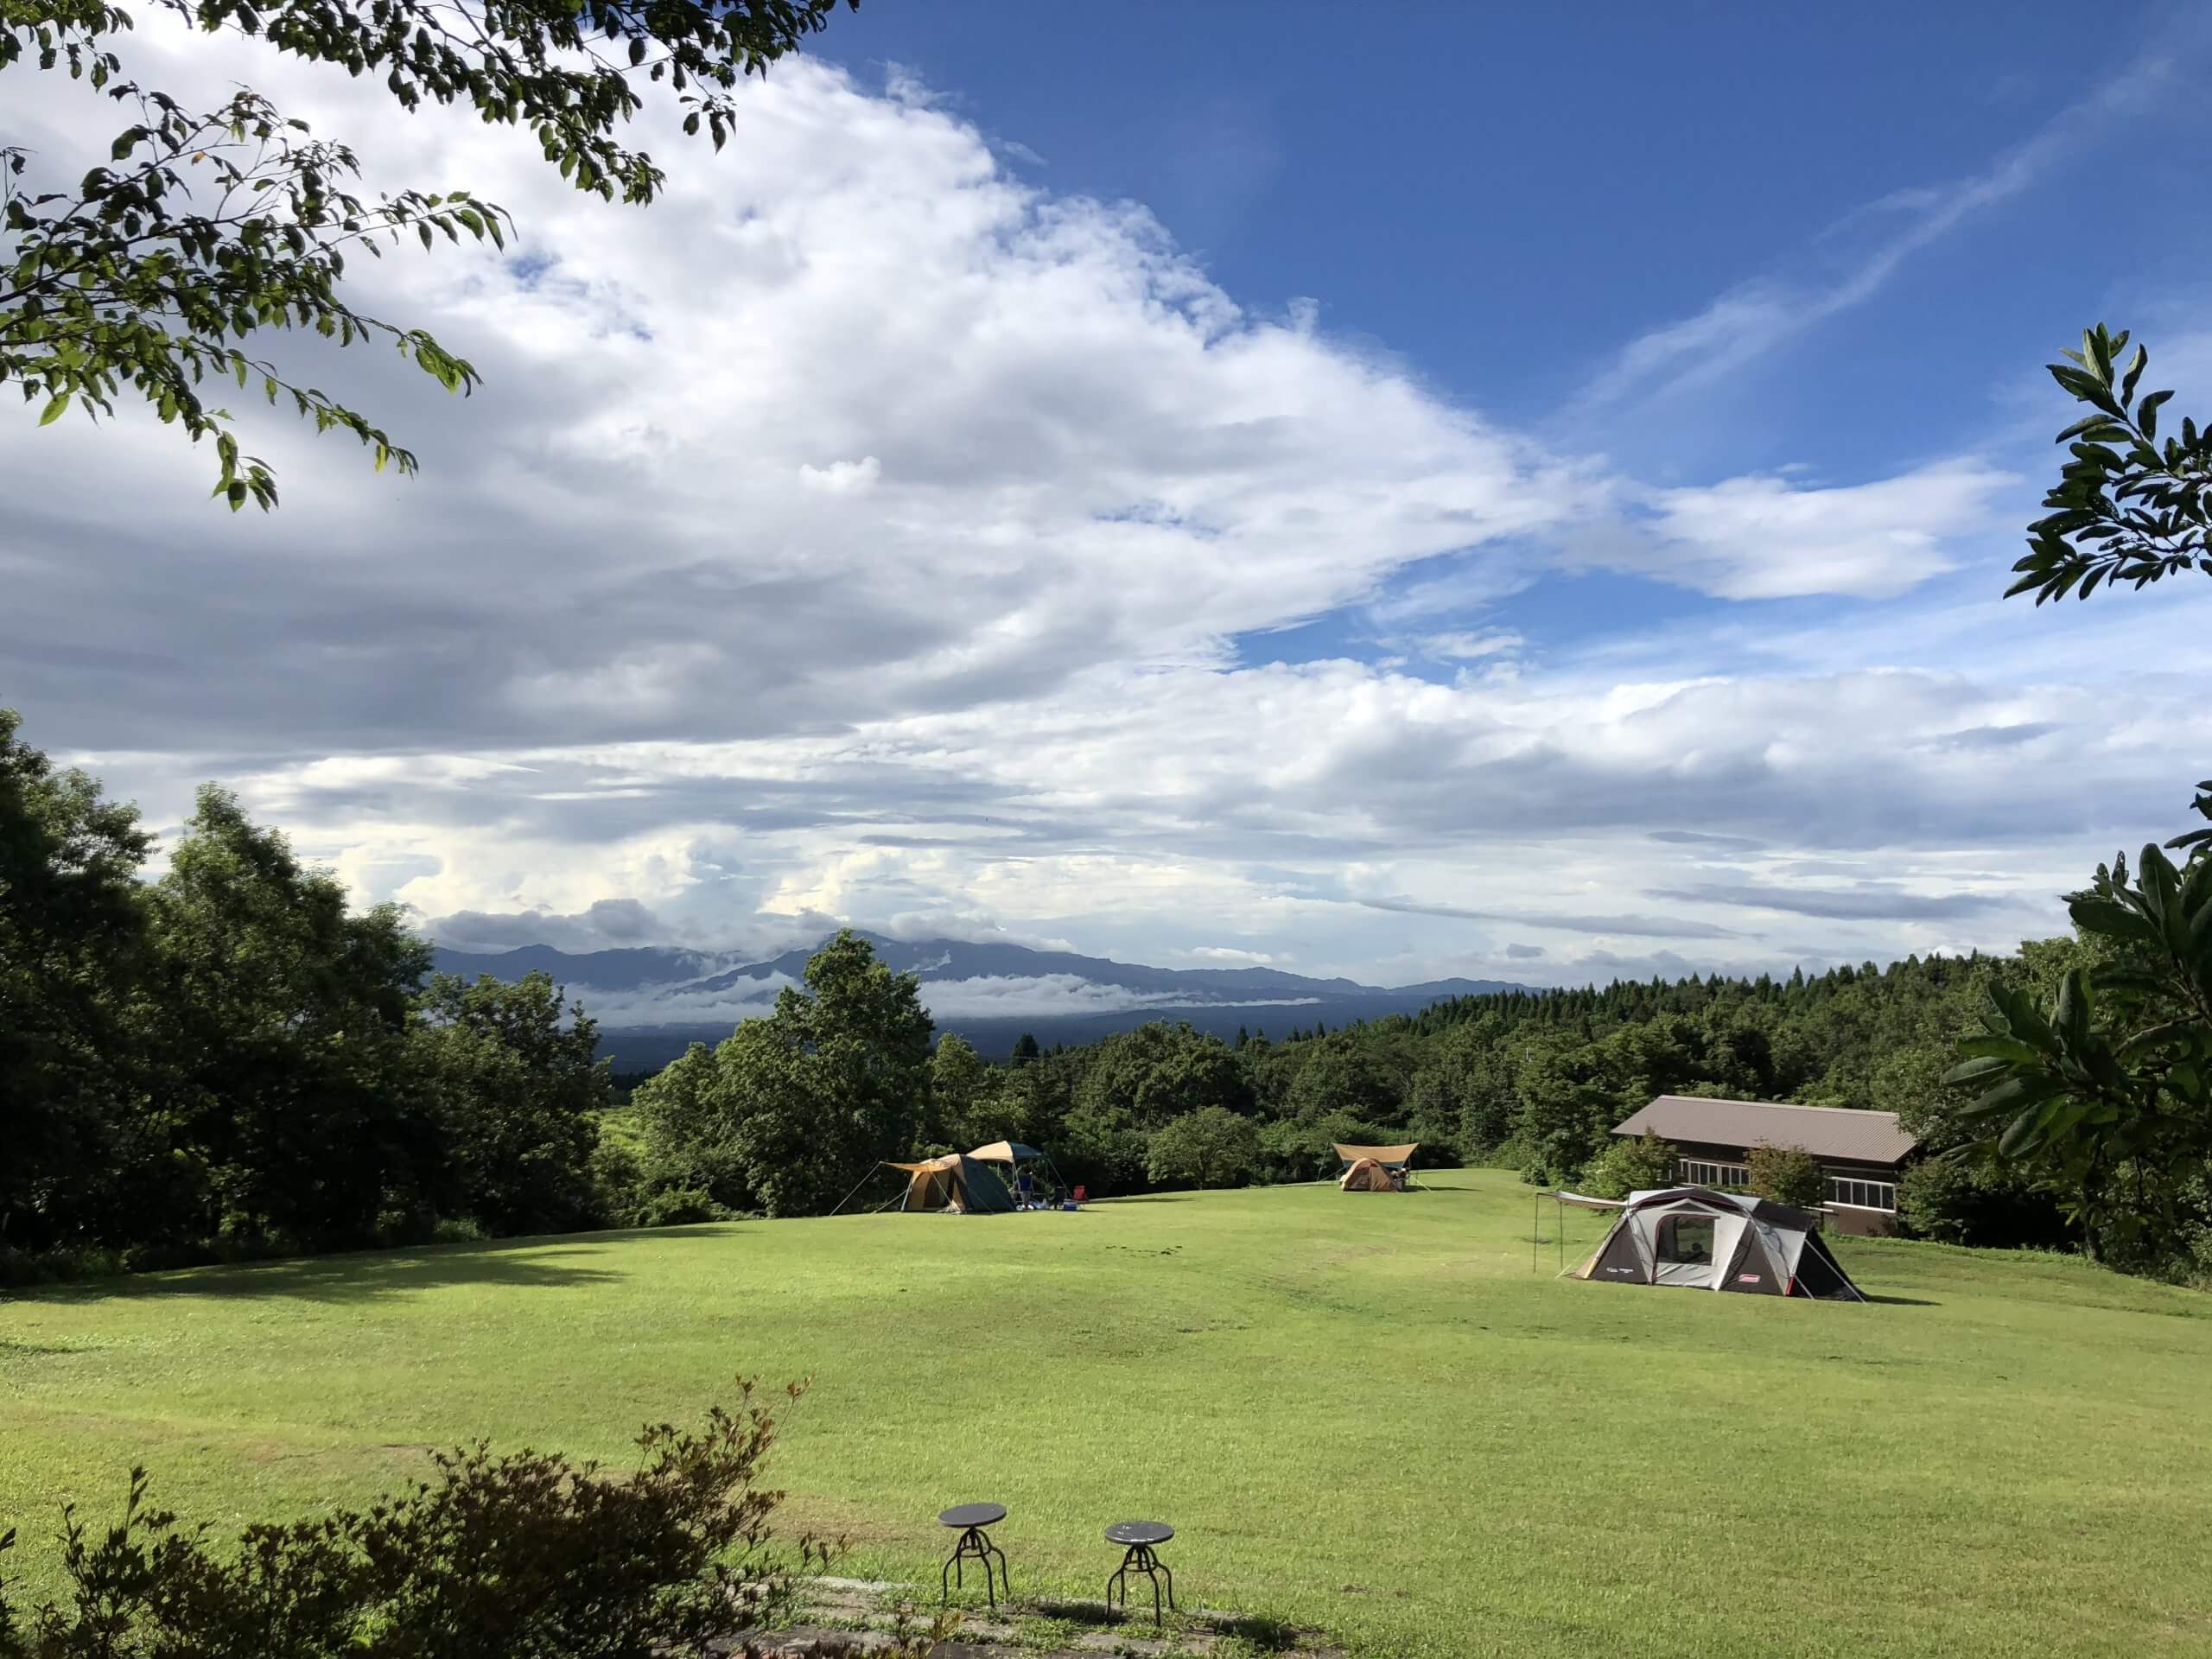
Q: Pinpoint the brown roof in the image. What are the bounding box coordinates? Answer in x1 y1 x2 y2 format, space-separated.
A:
1611 1095 1916 1166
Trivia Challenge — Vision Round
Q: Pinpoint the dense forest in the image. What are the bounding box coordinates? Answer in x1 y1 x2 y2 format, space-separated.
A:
622 929 2084 1260
8 706 2205 1287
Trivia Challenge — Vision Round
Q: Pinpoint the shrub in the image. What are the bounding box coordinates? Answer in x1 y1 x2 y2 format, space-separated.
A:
0 1381 842 1659
1582 1130 1680 1199
1146 1107 1261 1189
1896 1154 2070 1249
1746 1142 1825 1210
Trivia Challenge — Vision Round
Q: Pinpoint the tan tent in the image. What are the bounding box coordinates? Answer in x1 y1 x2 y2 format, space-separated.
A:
1332 1141 1417 1191
886 1154 1016 1214
1339 1156 1399 1192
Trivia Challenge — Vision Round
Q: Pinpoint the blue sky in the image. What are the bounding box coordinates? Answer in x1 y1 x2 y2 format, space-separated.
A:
7 3 2212 1008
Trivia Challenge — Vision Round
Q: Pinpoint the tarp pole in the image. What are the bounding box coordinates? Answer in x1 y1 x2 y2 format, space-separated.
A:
827 1165 886 1218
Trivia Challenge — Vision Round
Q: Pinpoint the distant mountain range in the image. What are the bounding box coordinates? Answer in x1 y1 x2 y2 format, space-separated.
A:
431 932 1528 1067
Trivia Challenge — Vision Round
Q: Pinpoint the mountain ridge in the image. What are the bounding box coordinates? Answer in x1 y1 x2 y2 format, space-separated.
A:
429 931 1529 1065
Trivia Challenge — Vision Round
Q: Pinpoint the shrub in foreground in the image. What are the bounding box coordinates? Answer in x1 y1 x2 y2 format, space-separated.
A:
0 1380 870 1659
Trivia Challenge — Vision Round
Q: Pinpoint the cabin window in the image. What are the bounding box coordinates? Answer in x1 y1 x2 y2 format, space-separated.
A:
1655 1216 1716 1264
1678 1159 1749 1190
1827 1177 1897 1212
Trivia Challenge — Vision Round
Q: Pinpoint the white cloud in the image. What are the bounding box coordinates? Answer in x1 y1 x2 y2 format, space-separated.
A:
3 22 2203 991
798 455 881 493
1574 43 2187 414
1570 460 2018 601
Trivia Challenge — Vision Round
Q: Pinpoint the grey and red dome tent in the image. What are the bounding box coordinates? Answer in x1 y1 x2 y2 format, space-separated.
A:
1572 1187 1866 1300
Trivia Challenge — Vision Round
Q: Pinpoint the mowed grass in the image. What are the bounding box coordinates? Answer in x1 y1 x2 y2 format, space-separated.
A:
4 1173 2210 1658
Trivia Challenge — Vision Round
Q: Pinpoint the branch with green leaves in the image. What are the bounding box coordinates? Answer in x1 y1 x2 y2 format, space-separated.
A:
3 0 856 505
2012 323 2212 603
5 87 506 507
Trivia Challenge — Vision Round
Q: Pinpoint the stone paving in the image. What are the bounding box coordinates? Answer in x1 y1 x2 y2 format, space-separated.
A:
722 1577 1345 1659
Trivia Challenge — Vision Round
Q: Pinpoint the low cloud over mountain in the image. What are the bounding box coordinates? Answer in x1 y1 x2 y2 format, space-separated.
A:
434 931 1528 1064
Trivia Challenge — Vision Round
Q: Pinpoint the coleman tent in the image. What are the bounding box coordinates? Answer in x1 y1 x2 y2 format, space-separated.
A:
1338 1156 1398 1192
1573 1187 1865 1300
884 1153 1017 1214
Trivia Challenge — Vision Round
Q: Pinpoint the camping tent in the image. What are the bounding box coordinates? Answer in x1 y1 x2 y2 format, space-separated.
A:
1573 1187 1865 1300
886 1153 1018 1214
1332 1141 1418 1192
965 1140 1070 1206
1338 1156 1398 1192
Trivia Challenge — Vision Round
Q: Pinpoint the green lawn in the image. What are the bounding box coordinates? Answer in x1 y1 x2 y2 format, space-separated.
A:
4 1173 2209 1657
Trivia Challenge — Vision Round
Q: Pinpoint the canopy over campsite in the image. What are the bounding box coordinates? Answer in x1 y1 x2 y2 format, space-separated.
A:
832 1141 1074 1215
887 1154 1015 1214
1571 1187 1866 1300
966 1140 1071 1201
1334 1142 1418 1192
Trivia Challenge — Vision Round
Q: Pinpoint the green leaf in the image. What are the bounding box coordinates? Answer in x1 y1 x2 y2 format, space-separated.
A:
2138 388 2172 440
38 392 71 425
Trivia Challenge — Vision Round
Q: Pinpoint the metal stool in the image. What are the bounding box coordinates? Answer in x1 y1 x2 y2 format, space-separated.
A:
1104 1519 1175 1628
938 1502 1009 1607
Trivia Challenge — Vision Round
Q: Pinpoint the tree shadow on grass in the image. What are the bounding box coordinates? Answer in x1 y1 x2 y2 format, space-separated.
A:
1090 1193 1192 1203
16 1231 731 1307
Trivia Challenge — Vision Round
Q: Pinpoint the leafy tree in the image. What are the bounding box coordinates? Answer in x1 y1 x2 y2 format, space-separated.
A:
0 709 153 1254
1144 1105 1259 1190
2007 325 2212 604
632 1040 754 1216
1283 1036 1407 1125
1948 326 2212 1276
702 931 932 1217
1745 1142 1825 1210
414 970 607 1236
1072 1021 1250 1130
3 0 858 506
924 1032 993 1150
1582 1129 1679 1201
144 786 435 1249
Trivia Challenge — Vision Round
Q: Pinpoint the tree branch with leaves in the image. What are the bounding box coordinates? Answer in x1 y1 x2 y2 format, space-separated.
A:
2 0 856 506
1946 325 2212 1275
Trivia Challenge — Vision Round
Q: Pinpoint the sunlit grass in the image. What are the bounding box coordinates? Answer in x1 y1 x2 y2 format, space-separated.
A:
4 1173 2209 1656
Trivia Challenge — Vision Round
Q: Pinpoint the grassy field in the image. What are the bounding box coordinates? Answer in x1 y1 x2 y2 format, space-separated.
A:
3 1173 2209 1657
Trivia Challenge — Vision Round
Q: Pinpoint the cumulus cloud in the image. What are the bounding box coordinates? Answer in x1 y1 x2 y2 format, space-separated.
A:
3 23 2202 991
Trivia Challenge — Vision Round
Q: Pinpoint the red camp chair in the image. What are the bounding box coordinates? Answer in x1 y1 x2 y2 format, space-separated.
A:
1072 1185 1088 1205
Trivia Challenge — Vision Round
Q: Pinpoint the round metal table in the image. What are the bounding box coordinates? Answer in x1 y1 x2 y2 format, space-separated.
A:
938 1502 1009 1606
1103 1519 1176 1628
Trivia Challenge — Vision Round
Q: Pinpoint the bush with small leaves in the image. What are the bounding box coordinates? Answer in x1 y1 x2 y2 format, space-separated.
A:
0 1380 881 1659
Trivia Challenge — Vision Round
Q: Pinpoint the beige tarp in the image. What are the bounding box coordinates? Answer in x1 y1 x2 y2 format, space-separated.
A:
967 1141 1020 1163
1332 1142 1418 1166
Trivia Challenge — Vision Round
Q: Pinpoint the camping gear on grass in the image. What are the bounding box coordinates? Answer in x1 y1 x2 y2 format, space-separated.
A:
1573 1187 1866 1300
